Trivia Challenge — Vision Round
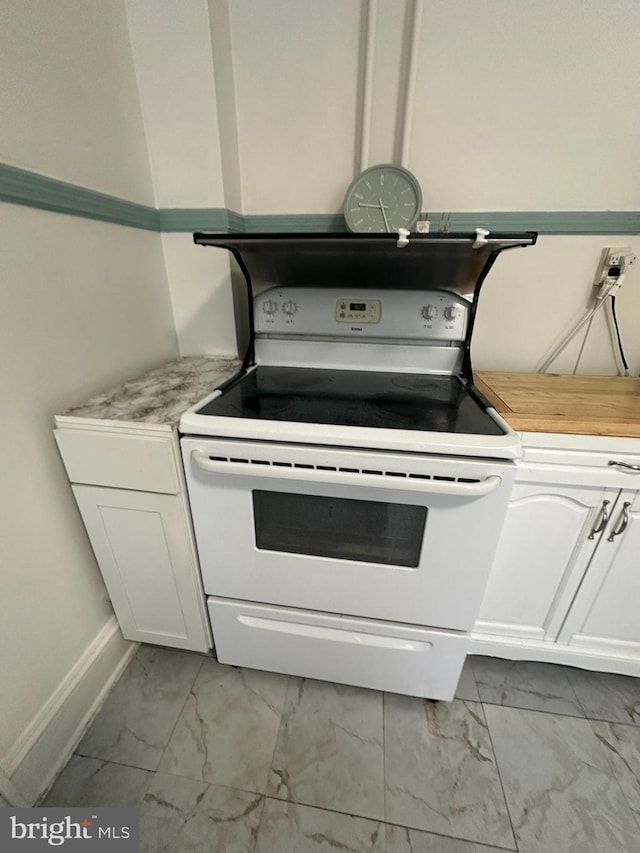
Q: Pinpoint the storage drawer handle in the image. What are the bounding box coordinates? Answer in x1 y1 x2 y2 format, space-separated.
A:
608 501 631 542
237 614 433 651
608 460 640 472
191 451 503 497
588 500 610 539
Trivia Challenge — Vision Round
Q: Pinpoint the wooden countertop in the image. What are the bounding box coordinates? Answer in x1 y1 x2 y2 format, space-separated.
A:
474 371 640 437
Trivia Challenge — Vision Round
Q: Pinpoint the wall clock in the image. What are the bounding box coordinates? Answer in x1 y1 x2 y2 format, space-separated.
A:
343 164 422 233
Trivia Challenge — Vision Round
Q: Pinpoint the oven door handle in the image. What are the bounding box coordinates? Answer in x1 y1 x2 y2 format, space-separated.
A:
191 451 503 497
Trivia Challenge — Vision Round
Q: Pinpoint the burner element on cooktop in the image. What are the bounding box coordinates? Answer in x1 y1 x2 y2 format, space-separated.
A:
364 393 458 431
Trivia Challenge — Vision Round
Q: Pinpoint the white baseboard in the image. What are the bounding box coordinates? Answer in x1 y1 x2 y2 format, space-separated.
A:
0 766 29 808
3 617 137 805
470 632 640 676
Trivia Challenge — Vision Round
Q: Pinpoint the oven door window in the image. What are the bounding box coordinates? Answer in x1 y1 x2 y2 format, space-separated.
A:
252 490 427 567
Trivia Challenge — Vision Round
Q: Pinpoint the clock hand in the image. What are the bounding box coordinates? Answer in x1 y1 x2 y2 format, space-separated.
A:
358 202 388 208
379 198 391 232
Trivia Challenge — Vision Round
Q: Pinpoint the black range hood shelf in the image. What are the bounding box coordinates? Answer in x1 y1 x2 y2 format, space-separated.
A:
193 231 537 298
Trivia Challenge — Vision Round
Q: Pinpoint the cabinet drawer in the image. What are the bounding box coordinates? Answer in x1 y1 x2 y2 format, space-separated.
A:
208 598 468 700
521 433 640 470
55 428 179 493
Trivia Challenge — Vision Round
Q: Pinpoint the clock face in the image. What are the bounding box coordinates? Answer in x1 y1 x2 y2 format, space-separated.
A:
343 164 422 233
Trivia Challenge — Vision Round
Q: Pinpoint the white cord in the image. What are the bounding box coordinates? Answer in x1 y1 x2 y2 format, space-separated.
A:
537 301 604 373
537 277 625 374
572 312 596 374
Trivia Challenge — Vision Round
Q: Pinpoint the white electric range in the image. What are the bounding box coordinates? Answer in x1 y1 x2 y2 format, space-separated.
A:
180 232 536 699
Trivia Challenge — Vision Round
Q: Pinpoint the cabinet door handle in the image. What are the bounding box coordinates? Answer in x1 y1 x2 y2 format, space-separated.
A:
588 500 610 539
608 501 631 542
608 460 640 472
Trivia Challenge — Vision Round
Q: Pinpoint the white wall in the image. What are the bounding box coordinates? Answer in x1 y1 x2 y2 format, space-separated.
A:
125 0 225 208
472 235 640 375
125 0 238 356
230 0 362 214
160 233 238 356
0 0 178 803
413 0 640 374
411 0 640 211
125 0 640 374
0 0 154 203
219 0 640 215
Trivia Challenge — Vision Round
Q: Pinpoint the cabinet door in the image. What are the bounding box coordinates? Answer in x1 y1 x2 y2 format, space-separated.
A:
72 485 211 652
558 489 640 652
475 482 614 640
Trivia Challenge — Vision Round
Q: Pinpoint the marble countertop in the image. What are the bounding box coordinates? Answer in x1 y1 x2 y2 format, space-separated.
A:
59 356 241 427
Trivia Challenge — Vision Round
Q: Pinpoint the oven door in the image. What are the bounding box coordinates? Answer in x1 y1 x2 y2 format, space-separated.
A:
181 437 515 630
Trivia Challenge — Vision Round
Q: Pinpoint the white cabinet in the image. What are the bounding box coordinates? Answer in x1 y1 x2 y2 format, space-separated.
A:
558 490 640 652
473 433 640 674
475 482 615 641
72 486 210 651
54 424 211 653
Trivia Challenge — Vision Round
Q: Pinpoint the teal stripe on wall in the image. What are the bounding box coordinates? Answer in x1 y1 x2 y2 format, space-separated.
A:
2 162 639 236
158 208 232 232
160 211 346 233
0 163 160 230
242 213 347 233
424 211 640 235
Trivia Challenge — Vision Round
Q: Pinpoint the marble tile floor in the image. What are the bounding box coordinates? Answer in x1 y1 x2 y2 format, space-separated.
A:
41 646 640 852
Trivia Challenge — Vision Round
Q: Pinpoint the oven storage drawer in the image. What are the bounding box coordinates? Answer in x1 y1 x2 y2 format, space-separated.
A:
208 597 468 700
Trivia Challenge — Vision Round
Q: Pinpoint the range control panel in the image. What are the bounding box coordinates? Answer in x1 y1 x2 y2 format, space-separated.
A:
254 287 469 342
335 298 382 324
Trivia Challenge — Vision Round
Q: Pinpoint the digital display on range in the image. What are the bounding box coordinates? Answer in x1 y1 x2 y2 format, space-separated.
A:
336 298 381 323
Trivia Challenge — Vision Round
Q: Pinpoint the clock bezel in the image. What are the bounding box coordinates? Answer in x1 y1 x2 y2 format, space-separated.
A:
343 164 423 234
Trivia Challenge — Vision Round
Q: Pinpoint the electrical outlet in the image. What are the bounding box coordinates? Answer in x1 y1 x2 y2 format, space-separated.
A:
593 246 636 286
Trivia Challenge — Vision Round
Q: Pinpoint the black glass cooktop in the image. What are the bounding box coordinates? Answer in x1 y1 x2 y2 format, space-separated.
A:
196 366 505 436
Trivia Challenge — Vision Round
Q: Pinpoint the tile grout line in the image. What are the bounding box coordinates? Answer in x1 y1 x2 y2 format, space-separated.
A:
565 667 640 727
257 792 519 852
250 791 268 853
471 657 640 728
44 753 521 853
139 651 209 802
51 649 210 806
565 667 593 722
382 690 387 832
71 752 153 775
469 659 640 727
479 700 521 853
253 672 294 838
463 655 482 704
585 717 640 834
476 698 640 727
71 649 209 770
471 658 587 721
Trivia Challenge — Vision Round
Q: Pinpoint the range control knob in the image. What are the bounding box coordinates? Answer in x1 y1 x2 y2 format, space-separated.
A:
282 300 298 316
421 304 438 320
262 299 278 315
444 305 461 321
